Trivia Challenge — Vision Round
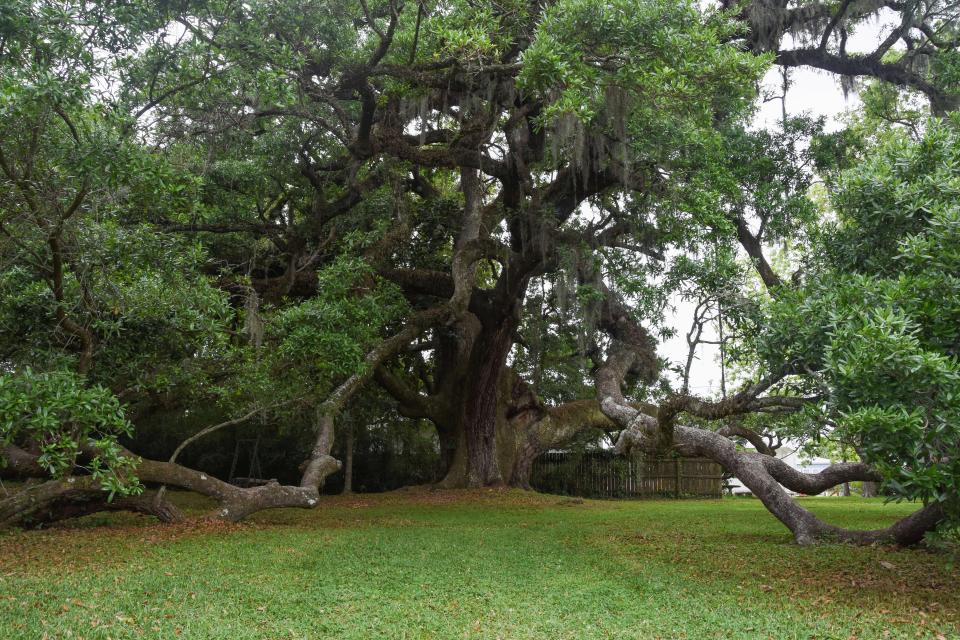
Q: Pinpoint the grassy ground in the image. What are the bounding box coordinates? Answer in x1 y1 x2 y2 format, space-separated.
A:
0 490 957 639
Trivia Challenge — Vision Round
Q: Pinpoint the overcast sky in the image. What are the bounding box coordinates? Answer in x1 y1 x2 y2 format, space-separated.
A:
658 8 918 396
660 47 879 395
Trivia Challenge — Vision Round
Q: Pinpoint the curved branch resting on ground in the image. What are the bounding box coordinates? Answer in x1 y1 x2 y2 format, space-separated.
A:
589 284 943 545
605 399 943 545
0 308 450 527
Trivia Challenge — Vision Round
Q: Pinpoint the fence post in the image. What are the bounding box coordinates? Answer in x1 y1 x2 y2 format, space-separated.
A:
674 458 681 498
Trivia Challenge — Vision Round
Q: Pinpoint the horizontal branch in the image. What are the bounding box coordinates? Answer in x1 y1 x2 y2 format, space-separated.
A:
775 48 953 111
760 456 882 494
603 402 943 545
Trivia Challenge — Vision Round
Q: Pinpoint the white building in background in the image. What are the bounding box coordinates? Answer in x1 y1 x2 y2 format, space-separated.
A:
727 447 837 496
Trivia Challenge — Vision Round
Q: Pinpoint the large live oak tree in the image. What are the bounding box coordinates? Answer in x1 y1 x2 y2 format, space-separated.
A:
1 0 958 544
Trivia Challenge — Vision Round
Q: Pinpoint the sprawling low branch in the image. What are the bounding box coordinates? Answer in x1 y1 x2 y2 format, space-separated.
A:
607 399 943 545
586 277 943 545
0 308 452 527
0 476 184 528
509 398 619 488
0 427 334 527
0 444 48 477
760 456 881 494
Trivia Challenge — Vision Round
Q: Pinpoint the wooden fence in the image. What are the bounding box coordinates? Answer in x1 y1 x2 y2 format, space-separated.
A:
530 451 725 499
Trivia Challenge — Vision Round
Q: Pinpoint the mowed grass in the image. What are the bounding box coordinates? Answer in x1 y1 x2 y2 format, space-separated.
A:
0 490 957 639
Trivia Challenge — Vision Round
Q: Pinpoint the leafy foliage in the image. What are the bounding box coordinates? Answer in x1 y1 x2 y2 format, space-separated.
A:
267 258 411 398
2 0 959 517
0 369 140 497
756 117 960 511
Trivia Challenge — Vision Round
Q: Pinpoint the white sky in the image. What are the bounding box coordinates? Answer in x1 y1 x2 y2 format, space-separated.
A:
660 60 873 396
657 13 915 396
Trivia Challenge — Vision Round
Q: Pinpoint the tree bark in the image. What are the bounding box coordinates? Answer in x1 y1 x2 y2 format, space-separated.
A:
460 327 511 486
342 423 354 494
439 314 520 487
609 403 945 545
0 476 184 528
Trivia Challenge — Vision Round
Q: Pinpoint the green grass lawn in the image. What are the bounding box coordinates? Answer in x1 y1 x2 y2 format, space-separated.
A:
0 490 957 639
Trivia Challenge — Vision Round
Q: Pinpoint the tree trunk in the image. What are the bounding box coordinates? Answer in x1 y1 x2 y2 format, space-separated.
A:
437 425 459 474
461 329 511 486
439 316 520 487
511 438 540 490
438 392 518 488
342 423 354 494
862 481 878 497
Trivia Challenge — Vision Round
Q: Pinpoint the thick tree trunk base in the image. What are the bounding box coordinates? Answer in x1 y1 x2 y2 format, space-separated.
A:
437 421 515 488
